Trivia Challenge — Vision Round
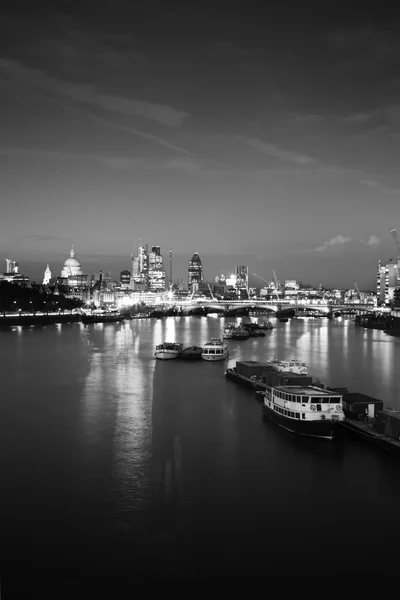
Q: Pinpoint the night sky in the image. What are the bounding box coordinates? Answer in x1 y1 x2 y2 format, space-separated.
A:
1 2 400 288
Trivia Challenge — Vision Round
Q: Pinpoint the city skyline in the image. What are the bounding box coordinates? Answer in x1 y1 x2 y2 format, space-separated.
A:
1 3 400 289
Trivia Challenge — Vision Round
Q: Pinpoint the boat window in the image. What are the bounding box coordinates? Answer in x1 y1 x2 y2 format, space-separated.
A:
317 405 322 412
302 397 309 404
302 414 306 419
321 398 329 404
296 412 300 419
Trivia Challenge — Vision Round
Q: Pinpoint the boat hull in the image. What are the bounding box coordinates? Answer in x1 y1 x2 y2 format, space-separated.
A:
201 352 228 362
81 314 124 323
178 347 203 360
262 404 338 440
154 351 179 360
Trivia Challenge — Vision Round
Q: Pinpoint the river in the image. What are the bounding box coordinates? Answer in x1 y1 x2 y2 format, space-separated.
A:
0 315 399 582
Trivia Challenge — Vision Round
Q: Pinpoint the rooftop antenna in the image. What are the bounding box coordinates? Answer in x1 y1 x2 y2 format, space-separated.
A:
169 248 172 291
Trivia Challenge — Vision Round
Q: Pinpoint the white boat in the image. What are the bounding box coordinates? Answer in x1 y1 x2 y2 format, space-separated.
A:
154 342 183 360
201 338 228 361
261 384 344 440
267 358 308 374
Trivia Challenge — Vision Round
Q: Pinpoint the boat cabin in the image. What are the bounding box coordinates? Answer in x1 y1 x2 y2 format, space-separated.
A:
264 385 344 421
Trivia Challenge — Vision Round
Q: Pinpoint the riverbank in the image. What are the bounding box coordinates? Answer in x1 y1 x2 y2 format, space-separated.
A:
0 313 81 326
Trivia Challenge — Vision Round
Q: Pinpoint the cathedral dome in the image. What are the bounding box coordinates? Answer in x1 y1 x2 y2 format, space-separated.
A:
61 246 83 278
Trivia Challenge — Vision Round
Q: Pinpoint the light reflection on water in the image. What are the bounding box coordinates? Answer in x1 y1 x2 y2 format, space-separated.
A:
1 317 400 577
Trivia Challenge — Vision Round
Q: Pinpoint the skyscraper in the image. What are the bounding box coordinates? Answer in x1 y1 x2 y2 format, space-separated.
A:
235 266 248 289
188 252 203 289
376 259 399 305
132 245 148 290
148 246 166 291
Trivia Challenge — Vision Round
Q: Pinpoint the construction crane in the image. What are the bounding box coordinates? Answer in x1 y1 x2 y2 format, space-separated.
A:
206 281 215 301
272 270 281 300
253 273 270 286
390 229 400 257
353 279 361 300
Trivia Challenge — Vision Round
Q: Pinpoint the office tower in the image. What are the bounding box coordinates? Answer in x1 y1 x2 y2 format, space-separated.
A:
120 270 131 290
148 246 166 291
6 259 18 273
235 266 248 289
376 259 399 304
188 252 203 289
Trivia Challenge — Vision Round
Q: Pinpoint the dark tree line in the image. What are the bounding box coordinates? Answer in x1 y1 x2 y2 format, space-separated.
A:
0 281 83 312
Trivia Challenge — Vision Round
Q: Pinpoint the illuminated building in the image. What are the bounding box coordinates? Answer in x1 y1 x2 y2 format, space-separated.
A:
188 252 203 290
131 245 148 290
6 259 18 273
43 264 52 285
235 266 248 290
120 270 131 290
61 246 84 278
3 259 29 284
377 259 399 305
148 246 166 291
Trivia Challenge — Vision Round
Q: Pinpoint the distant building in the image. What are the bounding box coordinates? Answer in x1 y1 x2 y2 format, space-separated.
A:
377 259 399 305
148 246 166 291
131 245 149 290
188 252 203 290
6 259 18 274
43 264 52 285
235 266 248 290
61 246 84 278
120 270 131 290
3 258 28 285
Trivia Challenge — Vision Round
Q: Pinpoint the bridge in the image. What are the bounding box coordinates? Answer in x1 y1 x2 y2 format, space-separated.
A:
160 298 378 314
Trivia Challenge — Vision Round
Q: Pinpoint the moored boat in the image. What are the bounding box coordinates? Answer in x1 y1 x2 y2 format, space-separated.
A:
201 338 228 361
81 310 124 323
177 346 203 359
261 384 344 440
154 342 183 360
222 323 237 339
257 320 274 330
231 326 250 340
267 358 308 374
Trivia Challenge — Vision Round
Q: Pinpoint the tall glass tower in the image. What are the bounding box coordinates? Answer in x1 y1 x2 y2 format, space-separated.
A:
188 252 203 288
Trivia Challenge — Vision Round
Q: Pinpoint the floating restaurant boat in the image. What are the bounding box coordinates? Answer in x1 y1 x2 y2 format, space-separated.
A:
260 384 344 440
154 342 183 360
267 358 308 374
177 346 203 360
201 338 228 361
81 310 124 323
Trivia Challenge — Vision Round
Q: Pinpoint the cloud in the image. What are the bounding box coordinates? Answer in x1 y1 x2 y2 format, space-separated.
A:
0 59 187 127
361 235 381 246
343 112 373 124
238 136 316 165
0 146 200 171
314 234 352 252
360 179 400 195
